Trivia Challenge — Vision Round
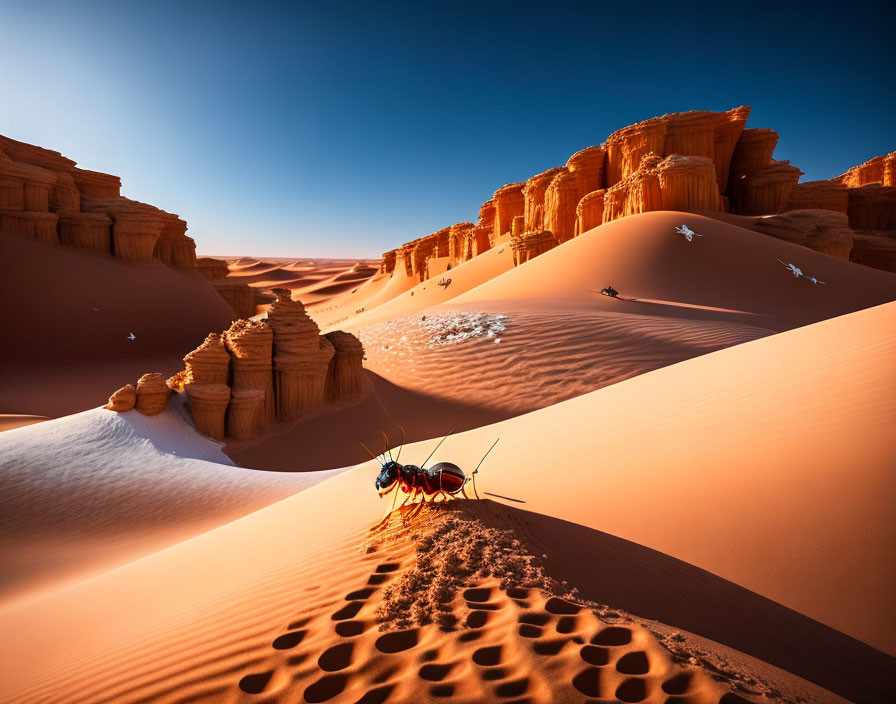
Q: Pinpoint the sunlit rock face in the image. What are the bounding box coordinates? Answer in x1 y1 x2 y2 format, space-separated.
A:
492 182 525 240
576 189 605 236
0 133 197 267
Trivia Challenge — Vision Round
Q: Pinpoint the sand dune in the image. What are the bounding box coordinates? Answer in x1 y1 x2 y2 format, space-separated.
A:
1 302 892 704
0 395 343 604
231 212 895 474
0 231 238 418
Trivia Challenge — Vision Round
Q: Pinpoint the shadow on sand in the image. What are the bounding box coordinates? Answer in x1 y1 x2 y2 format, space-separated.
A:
451 500 895 704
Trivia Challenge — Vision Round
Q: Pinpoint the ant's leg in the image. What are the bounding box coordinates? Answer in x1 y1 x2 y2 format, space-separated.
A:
389 485 400 512
471 474 481 500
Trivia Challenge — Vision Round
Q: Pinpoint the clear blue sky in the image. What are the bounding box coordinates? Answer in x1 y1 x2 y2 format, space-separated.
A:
2 1 892 258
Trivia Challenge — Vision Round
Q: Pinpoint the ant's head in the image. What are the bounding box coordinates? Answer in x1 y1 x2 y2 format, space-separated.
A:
375 461 400 491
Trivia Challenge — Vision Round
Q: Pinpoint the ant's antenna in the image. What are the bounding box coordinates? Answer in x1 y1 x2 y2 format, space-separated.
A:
421 428 455 469
380 430 394 462
395 425 406 463
359 441 383 464
472 437 500 475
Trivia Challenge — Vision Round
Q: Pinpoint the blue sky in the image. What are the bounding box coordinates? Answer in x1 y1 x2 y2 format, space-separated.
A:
2 1 892 257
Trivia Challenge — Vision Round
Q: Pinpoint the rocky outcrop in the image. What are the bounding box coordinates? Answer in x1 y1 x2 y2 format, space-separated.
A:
850 233 896 272
523 168 564 232
225 319 275 429
605 117 667 186
728 129 778 193
478 200 495 231
58 212 112 252
493 183 525 239
655 155 723 213
268 289 334 421
380 250 397 275
325 331 365 399
135 373 170 416
566 146 606 196
184 383 231 440
104 384 136 412
375 106 893 275
845 184 896 230
834 152 896 188
713 106 752 193
448 222 475 265
212 281 256 318
543 169 579 243
511 230 558 266
195 257 231 281
785 181 849 213
751 210 854 260
154 216 196 267
0 133 200 268
0 209 58 245
184 333 230 385
575 189 605 235
226 389 265 440
731 160 803 216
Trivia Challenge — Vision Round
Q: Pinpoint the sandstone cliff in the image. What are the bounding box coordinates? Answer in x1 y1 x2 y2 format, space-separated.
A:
0 134 198 268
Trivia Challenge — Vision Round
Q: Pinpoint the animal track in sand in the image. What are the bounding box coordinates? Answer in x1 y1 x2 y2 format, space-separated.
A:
616 650 651 675
238 670 273 694
494 676 529 697
616 676 648 702
272 628 306 649
418 662 456 681
591 625 633 646
318 642 355 671
335 620 365 637
519 623 543 638
331 601 364 620
532 637 568 656
544 596 581 615
375 628 420 653
303 673 348 703
472 644 504 666
466 610 490 628
580 644 611 666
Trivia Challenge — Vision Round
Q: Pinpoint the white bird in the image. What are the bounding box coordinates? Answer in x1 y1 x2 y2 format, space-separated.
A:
127 332 136 341
778 260 803 277
805 275 825 285
675 224 702 242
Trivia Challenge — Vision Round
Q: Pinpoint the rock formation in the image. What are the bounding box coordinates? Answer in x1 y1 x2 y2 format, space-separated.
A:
575 189 605 235
566 146 606 196
195 257 231 281
834 152 896 188
751 210 854 260
510 230 559 266
325 331 365 399
785 181 849 213
58 212 112 252
211 282 256 318
0 134 198 268
226 389 265 440
104 384 136 412
493 183 525 239
225 319 275 428
268 289 334 421
184 333 230 385
543 169 580 243
850 233 896 272
730 160 803 215
845 184 896 230
134 373 170 416
523 168 564 232
184 383 231 440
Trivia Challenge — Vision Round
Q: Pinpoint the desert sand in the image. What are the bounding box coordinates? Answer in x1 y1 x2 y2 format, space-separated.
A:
3 112 896 704
0 299 893 704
